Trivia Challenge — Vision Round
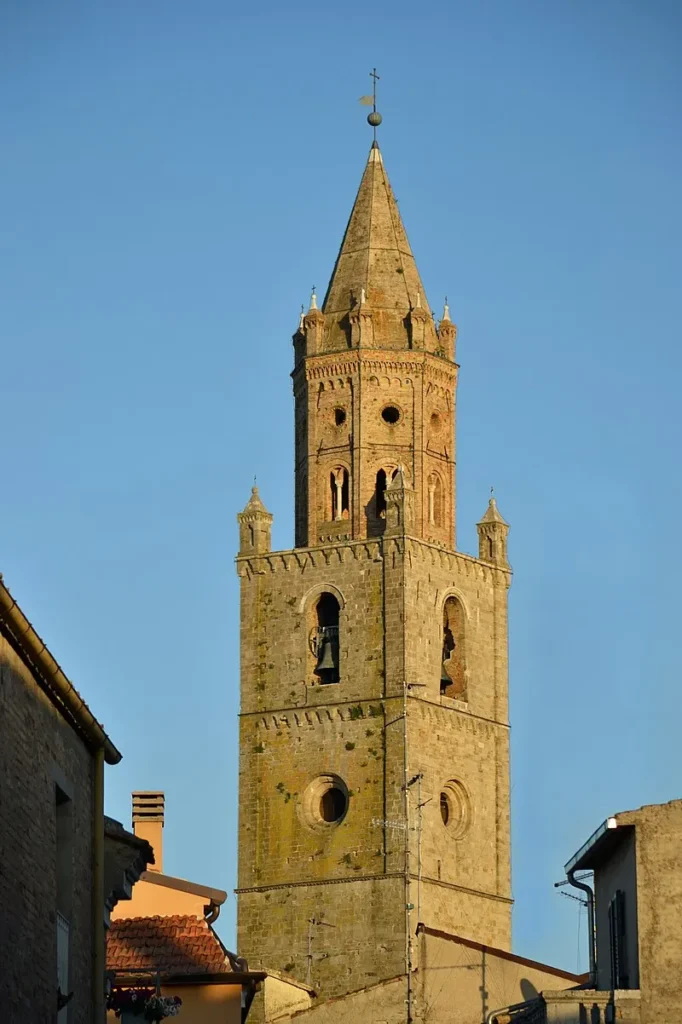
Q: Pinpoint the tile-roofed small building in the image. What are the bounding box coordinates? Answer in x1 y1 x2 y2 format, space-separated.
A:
107 914 235 977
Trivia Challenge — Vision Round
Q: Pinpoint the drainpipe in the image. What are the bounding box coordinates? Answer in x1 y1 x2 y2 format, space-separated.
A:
205 900 220 925
93 746 105 1022
567 867 595 984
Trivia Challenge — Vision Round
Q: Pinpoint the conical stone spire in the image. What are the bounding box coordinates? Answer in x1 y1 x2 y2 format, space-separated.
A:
237 485 273 554
477 496 510 567
321 142 436 350
478 496 508 526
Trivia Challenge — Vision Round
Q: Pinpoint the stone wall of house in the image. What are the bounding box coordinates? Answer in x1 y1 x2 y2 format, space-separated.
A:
0 635 95 1024
618 799 682 1023
269 976 407 1024
415 930 582 1024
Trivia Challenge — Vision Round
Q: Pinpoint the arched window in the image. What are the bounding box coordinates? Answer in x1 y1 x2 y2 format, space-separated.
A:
368 468 399 537
428 473 443 528
310 592 340 684
441 596 467 701
330 468 349 521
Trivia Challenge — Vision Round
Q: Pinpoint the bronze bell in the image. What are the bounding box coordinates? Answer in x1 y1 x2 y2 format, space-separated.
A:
441 659 451 686
316 639 336 673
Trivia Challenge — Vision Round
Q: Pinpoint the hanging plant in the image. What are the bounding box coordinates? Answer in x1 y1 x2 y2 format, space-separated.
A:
107 987 182 1021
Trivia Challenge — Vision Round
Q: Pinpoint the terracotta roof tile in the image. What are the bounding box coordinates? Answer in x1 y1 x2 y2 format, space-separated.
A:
107 915 234 976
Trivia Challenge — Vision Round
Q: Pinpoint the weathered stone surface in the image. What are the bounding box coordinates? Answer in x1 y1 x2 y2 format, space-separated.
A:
237 140 513 1015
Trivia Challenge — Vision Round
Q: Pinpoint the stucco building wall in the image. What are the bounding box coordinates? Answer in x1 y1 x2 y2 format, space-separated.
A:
110 878 207 921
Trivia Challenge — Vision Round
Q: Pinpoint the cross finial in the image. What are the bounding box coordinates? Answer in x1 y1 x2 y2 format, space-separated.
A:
370 67 380 102
367 68 382 141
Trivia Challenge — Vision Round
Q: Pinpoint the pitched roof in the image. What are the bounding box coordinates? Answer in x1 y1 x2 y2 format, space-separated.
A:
417 924 584 983
138 870 227 906
107 915 237 977
321 143 436 351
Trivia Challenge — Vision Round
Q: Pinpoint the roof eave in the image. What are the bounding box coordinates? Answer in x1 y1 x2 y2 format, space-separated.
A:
564 816 622 873
139 870 227 905
0 577 122 763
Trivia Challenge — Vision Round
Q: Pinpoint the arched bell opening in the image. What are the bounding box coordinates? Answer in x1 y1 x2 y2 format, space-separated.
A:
366 467 398 537
309 592 341 684
441 596 467 701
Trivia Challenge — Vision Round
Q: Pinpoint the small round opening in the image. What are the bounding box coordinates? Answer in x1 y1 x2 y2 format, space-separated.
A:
439 779 472 838
334 407 347 427
320 787 347 822
430 412 442 433
381 406 400 424
301 774 350 830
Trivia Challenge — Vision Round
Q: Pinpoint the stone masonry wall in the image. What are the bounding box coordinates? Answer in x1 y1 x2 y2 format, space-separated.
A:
237 538 407 1001
618 800 682 1023
237 532 512 998
293 351 457 548
401 538 512 949
0 635 95 1024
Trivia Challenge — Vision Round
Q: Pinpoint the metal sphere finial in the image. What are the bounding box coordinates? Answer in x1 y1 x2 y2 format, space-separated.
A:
367 111 382 127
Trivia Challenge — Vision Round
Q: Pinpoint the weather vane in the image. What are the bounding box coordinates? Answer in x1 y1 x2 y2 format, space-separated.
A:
359 68 382 141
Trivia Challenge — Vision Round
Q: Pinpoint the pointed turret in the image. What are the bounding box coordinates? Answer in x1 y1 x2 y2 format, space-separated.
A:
437 297 458 360
238 485 273 554
477 496 509 567
321 143 437 351
384 463 415 535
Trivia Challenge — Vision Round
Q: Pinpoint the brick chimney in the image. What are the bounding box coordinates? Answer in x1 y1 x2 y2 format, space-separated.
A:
132 791 164 872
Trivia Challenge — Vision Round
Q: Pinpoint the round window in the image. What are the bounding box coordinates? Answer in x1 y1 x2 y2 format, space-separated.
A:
381 405 401 424
430 412 443 434
439 792 450 826
334 407 347 427
439 780 471 839
301 774 349 829
320 786 346 822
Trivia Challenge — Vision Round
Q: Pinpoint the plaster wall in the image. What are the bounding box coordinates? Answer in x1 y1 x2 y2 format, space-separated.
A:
110 877 208 921
106 983 242 1024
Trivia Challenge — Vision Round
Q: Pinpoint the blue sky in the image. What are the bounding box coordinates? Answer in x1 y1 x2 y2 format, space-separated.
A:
2 0 681 973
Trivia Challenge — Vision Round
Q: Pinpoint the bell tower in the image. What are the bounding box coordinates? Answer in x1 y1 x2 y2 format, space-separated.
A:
236 128 513 1010
293 142 457 553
